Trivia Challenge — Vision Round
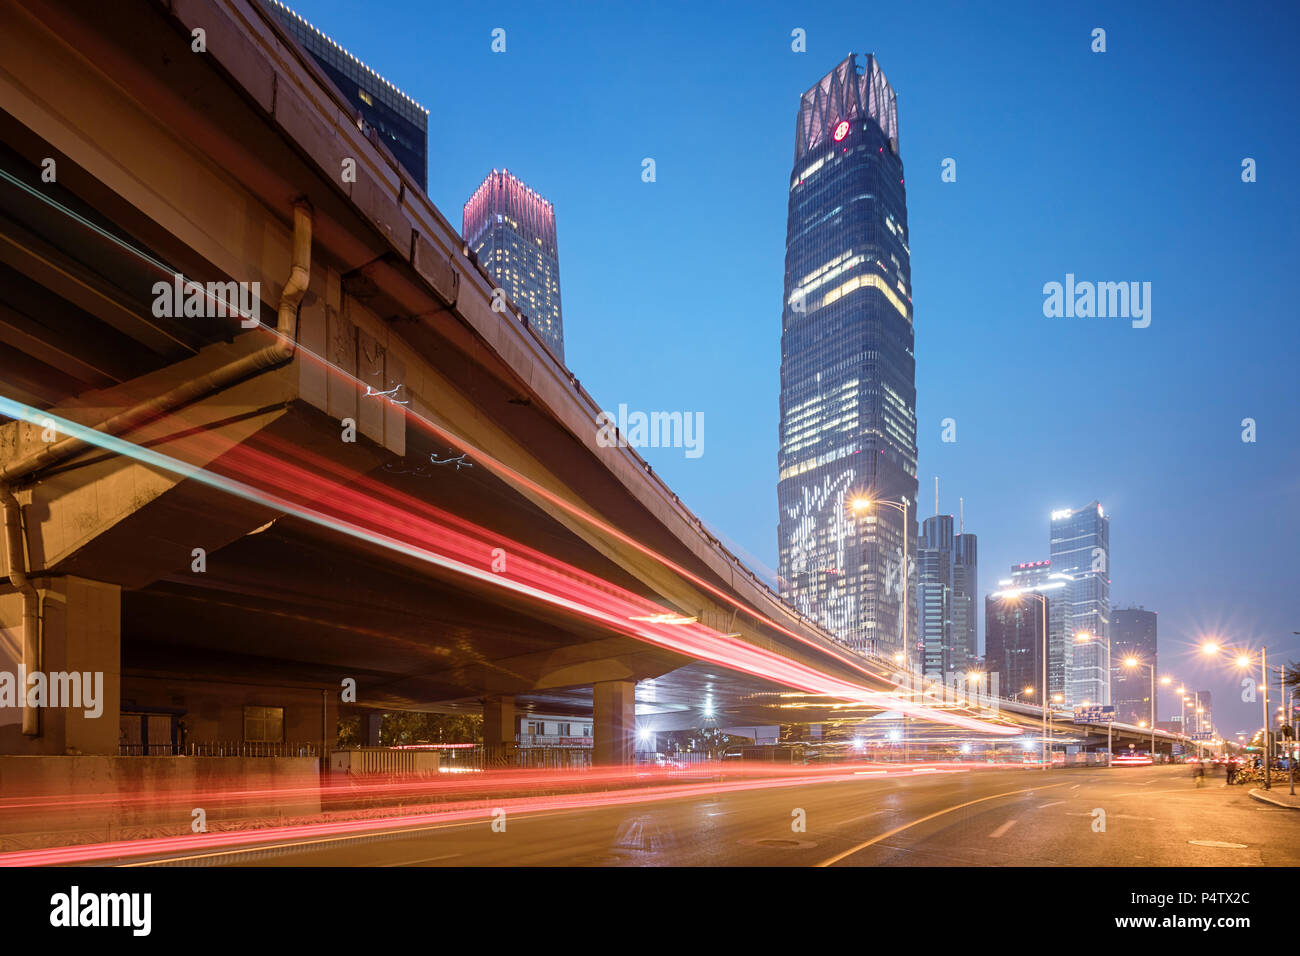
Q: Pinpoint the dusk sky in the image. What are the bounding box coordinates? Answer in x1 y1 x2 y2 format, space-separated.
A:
289 0 1299 733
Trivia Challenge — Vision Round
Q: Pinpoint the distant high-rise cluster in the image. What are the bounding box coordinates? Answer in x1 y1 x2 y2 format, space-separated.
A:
462 170 565 362
983 502 1156 718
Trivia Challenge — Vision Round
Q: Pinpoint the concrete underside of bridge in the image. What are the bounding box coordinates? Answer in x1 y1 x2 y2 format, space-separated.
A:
0 0 892 774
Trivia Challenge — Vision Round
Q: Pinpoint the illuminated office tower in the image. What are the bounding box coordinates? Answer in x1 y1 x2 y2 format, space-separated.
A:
463 170 565 361
776 54 917 661
1049 502 1111 706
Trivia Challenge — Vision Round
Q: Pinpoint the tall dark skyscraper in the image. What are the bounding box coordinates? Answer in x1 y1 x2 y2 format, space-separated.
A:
463 169 565 362
776 54 917 661
952 525 978 672
1112 606 1158 726
269 1 429 191
985 590 1048 705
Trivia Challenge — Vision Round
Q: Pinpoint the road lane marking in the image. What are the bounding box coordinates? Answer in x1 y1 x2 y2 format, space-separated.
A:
989 820 1017 838
1038 801 1064 808
384 853 462 867
815 782 1069 867
1070 784 1081 790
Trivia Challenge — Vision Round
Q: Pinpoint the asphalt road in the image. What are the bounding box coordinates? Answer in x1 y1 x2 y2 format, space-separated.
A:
116 763 1300 867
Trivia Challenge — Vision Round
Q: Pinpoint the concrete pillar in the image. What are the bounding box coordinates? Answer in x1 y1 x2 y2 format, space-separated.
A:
593 679 636 766
483 695 515 745
0 575 120 756
362 711 382 746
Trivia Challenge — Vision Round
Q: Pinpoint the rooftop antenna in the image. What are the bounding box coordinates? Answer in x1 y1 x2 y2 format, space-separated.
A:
934 476 939 518
960 497 965 535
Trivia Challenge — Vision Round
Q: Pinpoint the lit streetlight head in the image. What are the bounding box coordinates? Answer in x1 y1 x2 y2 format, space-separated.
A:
850 497 871 513
1202 641 1220 656
1124 657 1139 668
1235 654 1251 668
1160 676 1172 685
1074 631 1092 642
893 652 905 664
1024 686 1034 695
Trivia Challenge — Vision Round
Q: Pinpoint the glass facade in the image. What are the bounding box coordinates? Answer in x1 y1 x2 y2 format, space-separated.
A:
918 514 953 678
1049 502 1111 706
270 1 429 191
777 54 917 660
952 532 978 672
1007 559 1071 701
462 170 565 362
985 592 1048 704
1112 607 1158 725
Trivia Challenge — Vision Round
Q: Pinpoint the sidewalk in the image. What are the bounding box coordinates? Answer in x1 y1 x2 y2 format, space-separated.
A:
1248 786 1300 809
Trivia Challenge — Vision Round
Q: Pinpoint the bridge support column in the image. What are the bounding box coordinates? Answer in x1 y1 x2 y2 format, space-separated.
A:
362 712 382 747
482 695 516 764
593 679 636 766
0 575 120 756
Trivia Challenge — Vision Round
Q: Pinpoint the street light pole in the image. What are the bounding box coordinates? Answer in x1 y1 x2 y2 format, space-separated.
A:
1262 646 1271 790
1149 665 1156 757
1041 598 1048 771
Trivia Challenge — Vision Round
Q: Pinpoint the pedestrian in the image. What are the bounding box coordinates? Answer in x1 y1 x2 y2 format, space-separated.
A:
1194 760 1205 787
1226 760 1237 785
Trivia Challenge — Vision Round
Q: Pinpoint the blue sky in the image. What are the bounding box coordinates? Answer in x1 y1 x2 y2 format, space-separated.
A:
290 0 1299 734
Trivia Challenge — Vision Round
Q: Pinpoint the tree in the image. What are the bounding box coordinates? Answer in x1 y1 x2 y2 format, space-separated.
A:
336 711 483 748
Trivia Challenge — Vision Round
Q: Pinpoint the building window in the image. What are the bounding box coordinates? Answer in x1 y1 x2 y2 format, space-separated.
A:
557 723 571 736
243 705 284 743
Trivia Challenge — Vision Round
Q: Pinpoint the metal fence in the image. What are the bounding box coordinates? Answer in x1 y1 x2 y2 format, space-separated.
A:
117 741 319 757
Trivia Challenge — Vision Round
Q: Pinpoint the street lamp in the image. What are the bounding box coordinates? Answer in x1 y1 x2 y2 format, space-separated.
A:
1122 656 1157 758
851 495 909 666
1204 640 1272 789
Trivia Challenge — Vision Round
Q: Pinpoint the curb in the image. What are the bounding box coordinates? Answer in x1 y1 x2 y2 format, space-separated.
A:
1248 788 1300 809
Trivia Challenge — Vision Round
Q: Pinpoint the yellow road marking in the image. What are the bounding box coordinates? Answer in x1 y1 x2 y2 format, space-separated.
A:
816 782 1069 867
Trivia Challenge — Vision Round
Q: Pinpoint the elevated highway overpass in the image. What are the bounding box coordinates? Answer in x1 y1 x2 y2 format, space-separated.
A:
0 0 1139 784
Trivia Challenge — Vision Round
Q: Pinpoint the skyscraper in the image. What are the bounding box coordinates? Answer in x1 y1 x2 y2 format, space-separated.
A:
462 170 565 361
776 54 917 661
917 514 953 678
1049 502 1111 706
1112 606 1158 725
1191 690 1213 739
952 526 978 673
1006 560 1071 702
985 590 1048 706
269 1 429 191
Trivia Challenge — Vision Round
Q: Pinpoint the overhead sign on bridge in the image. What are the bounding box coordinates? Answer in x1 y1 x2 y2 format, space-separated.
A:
1073 705 1116 724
